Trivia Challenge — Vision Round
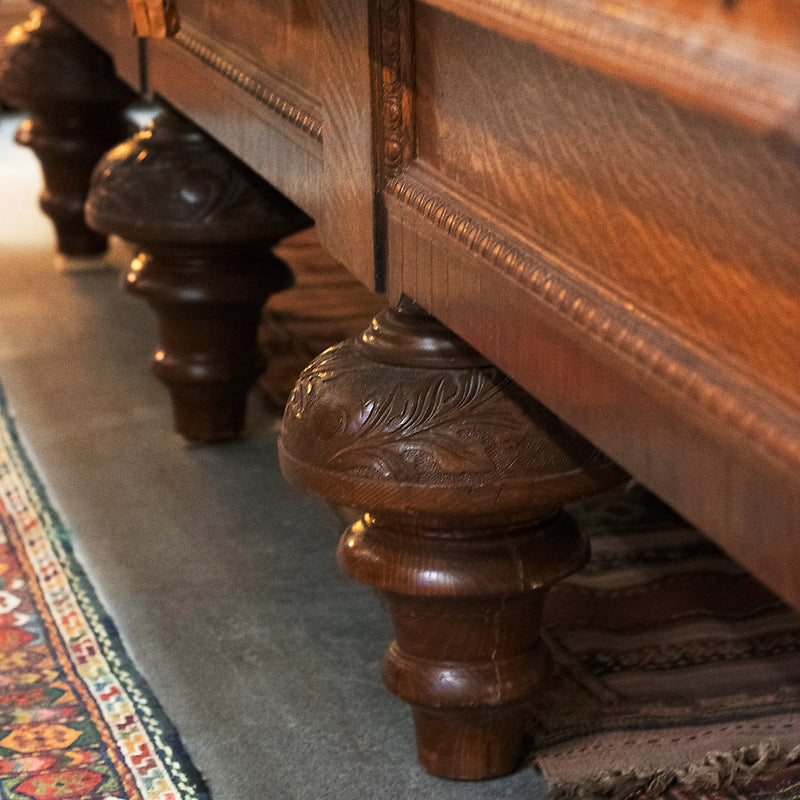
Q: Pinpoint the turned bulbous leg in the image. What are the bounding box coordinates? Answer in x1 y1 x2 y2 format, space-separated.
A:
279 299 624 779
85 109 311 442
0 8 130 266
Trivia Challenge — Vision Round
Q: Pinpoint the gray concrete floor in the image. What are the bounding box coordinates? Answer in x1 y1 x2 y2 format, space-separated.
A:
0 112 548 800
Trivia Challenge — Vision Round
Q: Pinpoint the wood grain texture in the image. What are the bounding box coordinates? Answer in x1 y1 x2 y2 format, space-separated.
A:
86 110 311 441
42 0 142 89
175 0 320 103
147 24 323 219
316 0 379 289
418 0 800 140
413 5 800 402
171 28 322 141
279 300 622 778
260 228 387 409
385 171 800 609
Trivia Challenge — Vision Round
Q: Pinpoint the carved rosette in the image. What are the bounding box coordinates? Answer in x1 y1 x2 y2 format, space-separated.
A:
279 300 623 779
86 109 312 442
0 8 131 261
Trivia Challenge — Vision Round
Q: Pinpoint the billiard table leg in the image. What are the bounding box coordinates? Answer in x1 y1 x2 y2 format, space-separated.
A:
85 108 311 442
279 298 623 780
0 7 130 268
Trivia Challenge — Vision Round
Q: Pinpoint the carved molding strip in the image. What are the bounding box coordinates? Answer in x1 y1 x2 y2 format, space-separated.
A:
173 30 323 142
385 172 800 469
377 0 414 179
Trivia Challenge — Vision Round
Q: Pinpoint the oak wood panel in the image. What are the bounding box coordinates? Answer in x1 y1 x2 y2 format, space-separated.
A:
154 0 380 289
316 0 378 289
418 0 800 141
384 170 800 609
147 26 323 219
413 4 800 407
175 0 320 106
43 0 141 89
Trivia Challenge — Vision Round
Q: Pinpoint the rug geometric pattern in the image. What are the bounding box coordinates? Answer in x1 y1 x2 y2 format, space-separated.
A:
0 387 209 800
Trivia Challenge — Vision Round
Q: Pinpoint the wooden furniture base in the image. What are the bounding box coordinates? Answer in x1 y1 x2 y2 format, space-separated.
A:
0 7 130 263
279 299 623 779
15 0 800 783
85 109 311 442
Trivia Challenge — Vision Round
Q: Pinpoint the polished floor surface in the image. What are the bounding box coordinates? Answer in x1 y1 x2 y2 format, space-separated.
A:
0 112 548 800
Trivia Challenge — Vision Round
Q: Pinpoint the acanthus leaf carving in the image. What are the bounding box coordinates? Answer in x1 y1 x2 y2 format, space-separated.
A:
285 338 580 483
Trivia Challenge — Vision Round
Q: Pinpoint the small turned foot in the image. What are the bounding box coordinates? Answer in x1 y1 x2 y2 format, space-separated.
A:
0 8 130 258
279 299 624 780
345 512 583 779
85 110 311 442
128 247 292 443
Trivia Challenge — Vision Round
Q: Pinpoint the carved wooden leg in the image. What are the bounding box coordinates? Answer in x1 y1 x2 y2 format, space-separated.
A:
279 299 624 780
85 109 311 442
0 8 130 267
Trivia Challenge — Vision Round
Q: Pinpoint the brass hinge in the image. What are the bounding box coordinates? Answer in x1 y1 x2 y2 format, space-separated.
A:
126 0 180 38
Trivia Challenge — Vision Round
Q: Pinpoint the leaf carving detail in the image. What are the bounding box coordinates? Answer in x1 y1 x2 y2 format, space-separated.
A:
324 370 531 479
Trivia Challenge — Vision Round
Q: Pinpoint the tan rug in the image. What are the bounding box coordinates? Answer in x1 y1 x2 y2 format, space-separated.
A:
532 486 800 799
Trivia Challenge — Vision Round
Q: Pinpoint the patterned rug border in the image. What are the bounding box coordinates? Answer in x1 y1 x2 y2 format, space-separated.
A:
0 384 211 800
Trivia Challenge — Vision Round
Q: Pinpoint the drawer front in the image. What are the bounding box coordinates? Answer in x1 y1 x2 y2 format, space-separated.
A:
175 0 321 105
376 2 800 604
144 0 326 223
418 0 800 140
410 3 800 400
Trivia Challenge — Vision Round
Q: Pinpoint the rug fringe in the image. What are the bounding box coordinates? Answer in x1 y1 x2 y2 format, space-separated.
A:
547 740 800 799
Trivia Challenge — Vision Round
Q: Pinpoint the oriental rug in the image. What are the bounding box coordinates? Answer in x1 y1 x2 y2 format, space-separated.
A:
532 486 800 800
0 388 210 800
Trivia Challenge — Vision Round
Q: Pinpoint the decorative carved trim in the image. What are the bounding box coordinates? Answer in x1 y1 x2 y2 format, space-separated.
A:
86 109 309 442
287 344 556 481
385 172 800 470
173 30 323 142
279 302 620 779
281 300 618 512
376 0 414 179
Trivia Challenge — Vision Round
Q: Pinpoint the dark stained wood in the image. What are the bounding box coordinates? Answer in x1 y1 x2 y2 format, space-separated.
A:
146 19 323 220
279 299 623 779
0 1 30 110
15 0 800 781
0 7 131 262
43 0 142 89
259 228 386 409
85 109 311 442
